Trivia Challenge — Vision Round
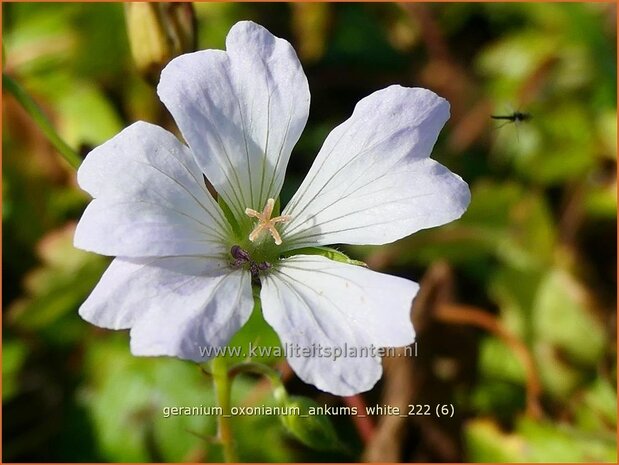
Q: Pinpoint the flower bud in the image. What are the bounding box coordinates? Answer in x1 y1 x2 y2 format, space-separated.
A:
279 395 342 451
124 3 196 84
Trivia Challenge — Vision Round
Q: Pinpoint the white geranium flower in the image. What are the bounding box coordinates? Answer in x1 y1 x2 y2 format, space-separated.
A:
74 21 470 396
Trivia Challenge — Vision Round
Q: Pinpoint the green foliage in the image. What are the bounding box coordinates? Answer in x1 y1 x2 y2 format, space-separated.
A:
2 339 28 402
8 224 109 345
466 417 616 462
81 339 296 462
82 340 217 462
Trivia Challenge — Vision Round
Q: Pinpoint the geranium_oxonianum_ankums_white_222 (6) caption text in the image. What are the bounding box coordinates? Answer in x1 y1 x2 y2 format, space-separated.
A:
73 20 471 396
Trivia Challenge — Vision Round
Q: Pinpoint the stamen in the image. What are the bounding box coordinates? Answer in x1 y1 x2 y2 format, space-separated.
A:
245 198 291 245
230 245 251 268
230 245 271 283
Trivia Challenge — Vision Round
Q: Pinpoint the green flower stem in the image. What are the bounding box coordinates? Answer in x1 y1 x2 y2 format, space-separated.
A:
211 357 238 463
229 361 288 404
3 73 82 170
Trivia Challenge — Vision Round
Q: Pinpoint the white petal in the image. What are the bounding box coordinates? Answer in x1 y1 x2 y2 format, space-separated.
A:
157 21 310 217
130 267 253 362
79 256 229 329
75 199 227 257
74 122 231 257
80 256 253 362
281 86 470 250
260 255 417 395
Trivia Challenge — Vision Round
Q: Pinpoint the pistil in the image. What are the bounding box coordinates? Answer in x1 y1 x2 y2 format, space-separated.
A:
245 198 291 246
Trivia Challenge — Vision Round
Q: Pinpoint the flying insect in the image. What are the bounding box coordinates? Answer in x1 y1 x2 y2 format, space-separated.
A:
491 111 532 127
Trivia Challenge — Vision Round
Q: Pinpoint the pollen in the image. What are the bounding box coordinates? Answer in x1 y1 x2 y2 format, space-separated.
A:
245 198 291 245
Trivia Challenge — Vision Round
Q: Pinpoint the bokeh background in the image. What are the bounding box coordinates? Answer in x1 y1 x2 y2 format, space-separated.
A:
3 2 617 462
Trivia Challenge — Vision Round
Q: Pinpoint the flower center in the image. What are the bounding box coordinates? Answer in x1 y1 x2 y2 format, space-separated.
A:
230 245 271 282
245 198 291 246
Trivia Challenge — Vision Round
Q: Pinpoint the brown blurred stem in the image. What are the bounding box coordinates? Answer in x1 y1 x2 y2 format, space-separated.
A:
3 73 81 170
343 394 375 444
435 304 542 419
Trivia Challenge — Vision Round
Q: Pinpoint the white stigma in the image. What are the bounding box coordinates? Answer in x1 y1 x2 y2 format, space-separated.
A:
245 198 291 246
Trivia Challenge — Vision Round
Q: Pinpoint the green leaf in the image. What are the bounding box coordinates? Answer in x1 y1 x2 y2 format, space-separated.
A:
55 83 124 148
465 418 525 462
517 417 616 462
489 264 607 399
465 417 617 462
534 342 585 400
469 379 525 422
584 180 617 219
572 378 617 432
488 265 546 338
478 337 526 383
533 269 606 366
2 339 28 401
283 246 367 267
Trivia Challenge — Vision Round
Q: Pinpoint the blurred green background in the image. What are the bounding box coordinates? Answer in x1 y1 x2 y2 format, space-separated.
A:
2 2 617 462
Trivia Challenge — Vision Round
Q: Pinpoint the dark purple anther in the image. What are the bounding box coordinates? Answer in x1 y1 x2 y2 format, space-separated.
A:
231 245 252 268
257 261 271 271
231 245 251 262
